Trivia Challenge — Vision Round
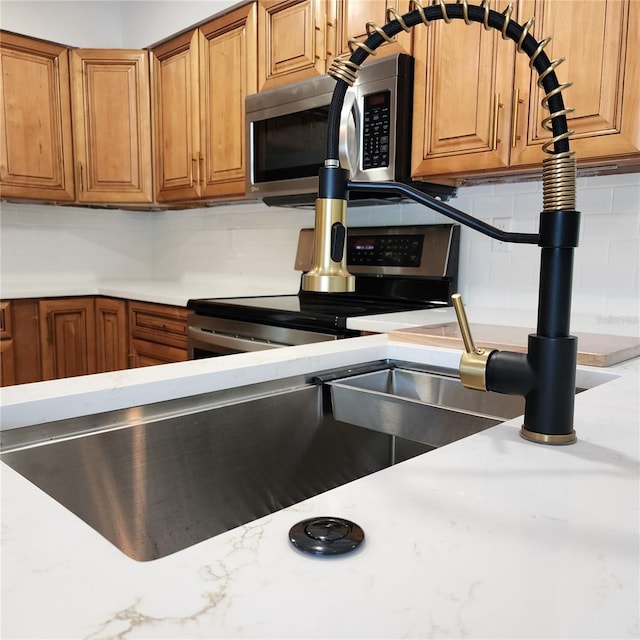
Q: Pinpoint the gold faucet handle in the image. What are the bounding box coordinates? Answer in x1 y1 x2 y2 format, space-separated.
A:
451 293 495 392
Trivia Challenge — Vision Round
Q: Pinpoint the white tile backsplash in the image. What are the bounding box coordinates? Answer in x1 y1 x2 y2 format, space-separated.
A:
1 173 638 327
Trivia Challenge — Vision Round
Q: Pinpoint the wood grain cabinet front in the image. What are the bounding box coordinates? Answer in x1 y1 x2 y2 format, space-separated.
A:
411 0 639 180
128 301 188 368
152 3 257 202
39 297 97 381
70 49 154 204
0 31 75 201
95 297 128 373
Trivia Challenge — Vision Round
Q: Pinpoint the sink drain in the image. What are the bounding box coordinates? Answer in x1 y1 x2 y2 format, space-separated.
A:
289 517 364 556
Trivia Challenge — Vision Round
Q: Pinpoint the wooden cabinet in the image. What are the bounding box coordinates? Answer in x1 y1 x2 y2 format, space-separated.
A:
152 3 257 202
257 0 329 91
0 31 75 201
0 301 15 386
411 0 639 180
411 0 517 178
0 299 43 386
1 296 187 386
335 0 412 60
70 49 153 204
95 297 128 372
510 0 640 167
39 297 97 381
128 301 188 368
257 0 411 92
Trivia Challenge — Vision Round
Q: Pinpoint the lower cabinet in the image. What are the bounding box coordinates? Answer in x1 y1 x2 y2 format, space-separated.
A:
1 299 42 386
95 297 129 373
39 297 97 380
0 296 188 386
128 301 189 367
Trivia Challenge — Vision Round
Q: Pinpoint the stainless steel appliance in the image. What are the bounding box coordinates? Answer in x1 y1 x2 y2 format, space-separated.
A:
245 54 455 207
187 224 459 358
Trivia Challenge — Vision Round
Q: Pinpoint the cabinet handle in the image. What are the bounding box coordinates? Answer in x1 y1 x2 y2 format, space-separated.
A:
322 14 330 60
511 88 524 148
199 152 204 186
492 92 502 151
46 312 53 345
191 156 197 187
312 18 318 61
77 162 84 192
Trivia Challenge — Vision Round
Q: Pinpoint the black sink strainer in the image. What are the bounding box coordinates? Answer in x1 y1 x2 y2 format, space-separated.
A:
289 516 364 556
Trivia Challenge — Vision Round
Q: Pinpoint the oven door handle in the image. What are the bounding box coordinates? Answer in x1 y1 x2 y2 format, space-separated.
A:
188 326 285 352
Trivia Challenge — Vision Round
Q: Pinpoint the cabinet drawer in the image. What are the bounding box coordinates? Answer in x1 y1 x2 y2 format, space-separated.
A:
128 301 188 349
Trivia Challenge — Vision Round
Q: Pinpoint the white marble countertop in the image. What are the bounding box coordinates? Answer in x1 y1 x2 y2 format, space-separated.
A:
1 333 638 639
3 277 637 339
0 275 301 307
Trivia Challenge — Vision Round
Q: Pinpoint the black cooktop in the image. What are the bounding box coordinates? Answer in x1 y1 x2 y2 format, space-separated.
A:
188 291 447 333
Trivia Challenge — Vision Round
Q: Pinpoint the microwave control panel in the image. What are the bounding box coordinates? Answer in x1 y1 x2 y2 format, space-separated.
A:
362 90 391 170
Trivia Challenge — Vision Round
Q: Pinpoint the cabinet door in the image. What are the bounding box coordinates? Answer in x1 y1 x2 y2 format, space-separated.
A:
199 4 258 198
39 298 96 380
258 0 328 91
70 49 153 203
0 31 75 201
335 0 412 60
0 301 15 386
411 0 516 178
511 0 639 167
152 30 202 202
95 297 128 373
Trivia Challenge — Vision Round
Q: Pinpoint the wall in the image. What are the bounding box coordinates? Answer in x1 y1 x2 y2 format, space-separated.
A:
2 173 637 328
1 1 638 329
0 1 124 47
0 0 238 48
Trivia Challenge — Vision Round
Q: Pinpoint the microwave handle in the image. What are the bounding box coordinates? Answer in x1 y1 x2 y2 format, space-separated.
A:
338 90 359 175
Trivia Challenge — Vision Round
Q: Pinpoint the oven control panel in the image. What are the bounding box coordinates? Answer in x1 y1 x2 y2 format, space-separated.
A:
348 234 423 267
295 225 458 279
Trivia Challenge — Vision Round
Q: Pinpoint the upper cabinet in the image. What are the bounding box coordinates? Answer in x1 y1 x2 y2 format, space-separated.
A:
152 3 257 202
335 0 412 60
0 31 75 201
257 0 412 92
70 49 153 203
411 0 516 177
411 0 639 180
257 0 329 91
510 0 639 167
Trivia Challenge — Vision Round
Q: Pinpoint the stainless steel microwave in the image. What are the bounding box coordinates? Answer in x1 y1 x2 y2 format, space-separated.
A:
245 54 455 207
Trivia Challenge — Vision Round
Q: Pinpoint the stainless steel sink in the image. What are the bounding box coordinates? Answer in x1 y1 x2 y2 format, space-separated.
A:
328 366 524 447
1 375 431 562
0 362 531 562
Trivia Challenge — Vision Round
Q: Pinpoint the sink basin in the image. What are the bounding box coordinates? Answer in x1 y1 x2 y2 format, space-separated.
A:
328 366 524 447
1 361 565 562
1 377 431 561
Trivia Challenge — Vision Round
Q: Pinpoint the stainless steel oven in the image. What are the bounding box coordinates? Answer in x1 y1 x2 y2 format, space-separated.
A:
188 316 340 359
187 224 459 359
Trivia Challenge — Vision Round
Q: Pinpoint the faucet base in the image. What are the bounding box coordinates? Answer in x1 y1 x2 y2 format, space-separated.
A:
520 426 576 445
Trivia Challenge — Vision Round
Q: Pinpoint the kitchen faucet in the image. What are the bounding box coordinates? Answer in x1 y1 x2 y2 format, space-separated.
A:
301 0 580 445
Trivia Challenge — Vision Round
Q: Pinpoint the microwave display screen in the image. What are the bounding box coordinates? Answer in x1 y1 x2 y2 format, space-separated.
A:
253 107 329 183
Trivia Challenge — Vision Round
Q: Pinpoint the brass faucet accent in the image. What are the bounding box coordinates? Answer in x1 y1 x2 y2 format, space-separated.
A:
450 294 494 392
302 2 580 445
